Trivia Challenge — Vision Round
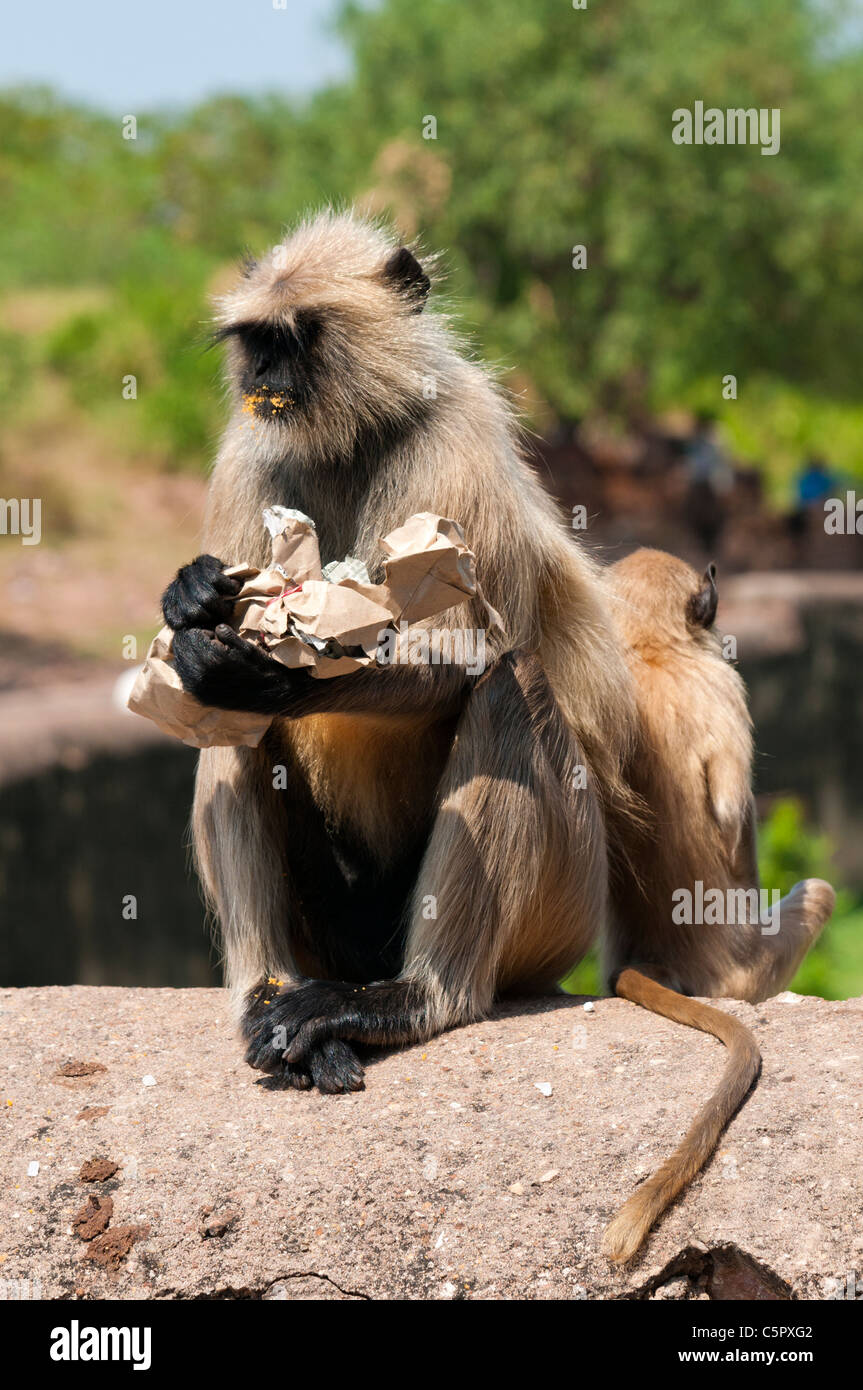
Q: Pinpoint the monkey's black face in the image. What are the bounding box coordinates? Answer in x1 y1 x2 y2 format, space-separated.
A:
217 314 321 422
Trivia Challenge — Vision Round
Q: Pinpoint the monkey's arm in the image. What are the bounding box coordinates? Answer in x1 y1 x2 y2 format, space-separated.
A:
171 624 473 720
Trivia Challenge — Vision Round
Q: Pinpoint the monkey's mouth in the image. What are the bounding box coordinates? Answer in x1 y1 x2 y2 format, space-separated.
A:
242 385 296 422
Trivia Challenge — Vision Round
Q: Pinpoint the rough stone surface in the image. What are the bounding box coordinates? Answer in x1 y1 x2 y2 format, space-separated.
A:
1 986 861 1300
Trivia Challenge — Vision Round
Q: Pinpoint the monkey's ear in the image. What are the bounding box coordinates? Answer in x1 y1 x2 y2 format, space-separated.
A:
382 246 431 312
686 562 719 628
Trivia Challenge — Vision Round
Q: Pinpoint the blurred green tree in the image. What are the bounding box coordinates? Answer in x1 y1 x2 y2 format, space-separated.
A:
1 1 863 472
333 0 863 419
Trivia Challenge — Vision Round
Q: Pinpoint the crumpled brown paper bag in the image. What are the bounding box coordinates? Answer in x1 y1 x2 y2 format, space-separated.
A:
127 510 497 749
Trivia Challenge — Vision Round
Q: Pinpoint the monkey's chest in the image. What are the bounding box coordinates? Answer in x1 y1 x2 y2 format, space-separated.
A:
279 711 452 866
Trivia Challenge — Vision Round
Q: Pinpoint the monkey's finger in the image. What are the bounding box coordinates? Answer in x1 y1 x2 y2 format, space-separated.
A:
191 555 241 596
212 571 243 597
214 623 255 651
172 626 219 688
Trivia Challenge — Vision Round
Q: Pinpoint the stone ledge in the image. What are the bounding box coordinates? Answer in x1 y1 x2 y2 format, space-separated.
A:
1 987 860 1300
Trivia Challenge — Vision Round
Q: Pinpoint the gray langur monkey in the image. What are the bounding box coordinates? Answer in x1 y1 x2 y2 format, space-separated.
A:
161 209 636 1093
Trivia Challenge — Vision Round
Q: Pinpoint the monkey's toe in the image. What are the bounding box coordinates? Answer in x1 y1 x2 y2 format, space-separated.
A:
260 1062 314 1091
243 1023 284 1075
307 1039 365 1094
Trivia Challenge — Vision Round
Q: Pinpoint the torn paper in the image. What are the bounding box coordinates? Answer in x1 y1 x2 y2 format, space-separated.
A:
127 510 495 749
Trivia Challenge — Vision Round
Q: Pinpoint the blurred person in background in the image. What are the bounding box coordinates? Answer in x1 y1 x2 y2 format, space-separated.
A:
788 455 838 562
683 412 734 558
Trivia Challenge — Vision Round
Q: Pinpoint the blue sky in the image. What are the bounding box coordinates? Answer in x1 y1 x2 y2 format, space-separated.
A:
1 0 350 111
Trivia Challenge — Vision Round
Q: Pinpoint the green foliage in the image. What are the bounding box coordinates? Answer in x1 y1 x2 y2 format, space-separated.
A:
560 952 600 1000
706 382 863 507
1 2 863 475
335 0 863 423
757 798 836 901
0 328 33 415
758 799 862 998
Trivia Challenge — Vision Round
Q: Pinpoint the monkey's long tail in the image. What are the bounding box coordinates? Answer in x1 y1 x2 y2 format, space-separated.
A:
601 968 761 1264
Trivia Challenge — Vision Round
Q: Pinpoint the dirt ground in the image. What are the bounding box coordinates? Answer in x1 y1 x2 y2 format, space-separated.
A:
1 985 861 1300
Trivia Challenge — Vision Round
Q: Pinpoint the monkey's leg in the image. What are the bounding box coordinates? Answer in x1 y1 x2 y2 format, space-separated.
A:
244 650 606 1076
193 738 368 1093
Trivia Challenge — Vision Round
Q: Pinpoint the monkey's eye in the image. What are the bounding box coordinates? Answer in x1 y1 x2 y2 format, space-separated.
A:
213 320 310 363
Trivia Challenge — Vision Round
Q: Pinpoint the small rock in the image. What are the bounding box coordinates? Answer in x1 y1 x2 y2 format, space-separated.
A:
652 1275 693 1301
200 1209 239 1239
82 1224 148 1271
142 1075 156 1087
27 1161 39 1177
583 1002 595 1014
72 1195 113 1241
57 1060 107 1078
534 1081 553 1097
79 1157 120 1182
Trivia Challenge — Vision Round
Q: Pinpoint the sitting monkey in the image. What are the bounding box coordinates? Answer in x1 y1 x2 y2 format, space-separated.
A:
161 212 635 1100
601 548 834 1260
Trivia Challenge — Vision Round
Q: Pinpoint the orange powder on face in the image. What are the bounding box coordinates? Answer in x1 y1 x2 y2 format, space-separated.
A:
242 390 295 423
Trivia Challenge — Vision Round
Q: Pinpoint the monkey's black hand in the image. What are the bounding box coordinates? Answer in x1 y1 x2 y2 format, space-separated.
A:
161 554 242 632
172 624 299 711
174 624 471 720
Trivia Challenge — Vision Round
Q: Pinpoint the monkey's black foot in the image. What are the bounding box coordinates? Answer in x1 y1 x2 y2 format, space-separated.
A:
243 979 425 1088
242 981 368 1093
161 554 241 632
260 1039 366 1095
